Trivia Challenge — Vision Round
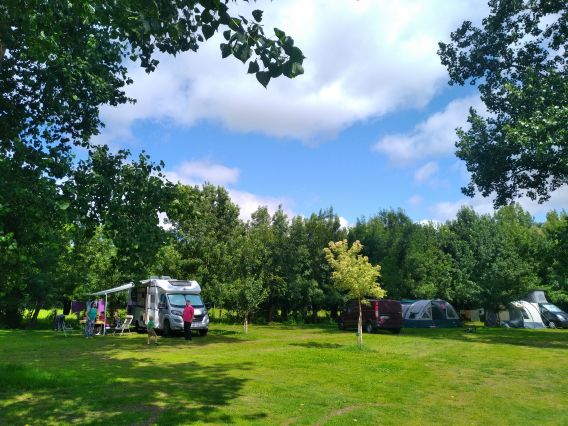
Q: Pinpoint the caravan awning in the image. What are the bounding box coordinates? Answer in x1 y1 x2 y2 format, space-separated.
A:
92 282 134 296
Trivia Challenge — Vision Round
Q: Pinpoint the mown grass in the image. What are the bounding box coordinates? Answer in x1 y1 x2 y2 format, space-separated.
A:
0 324 567 425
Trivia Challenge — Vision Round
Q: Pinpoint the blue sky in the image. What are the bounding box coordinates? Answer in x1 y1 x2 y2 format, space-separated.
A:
95 0 567 226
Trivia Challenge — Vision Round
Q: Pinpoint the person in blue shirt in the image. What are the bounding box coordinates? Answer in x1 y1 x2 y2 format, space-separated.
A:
85 302 97 338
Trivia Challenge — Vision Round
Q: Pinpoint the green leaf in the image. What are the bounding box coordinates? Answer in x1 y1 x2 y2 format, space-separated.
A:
220 43 231 58
274 28 286 41
247 61 260 74
228 18 242 33
252 10 263 23
201 9 212 24
223 29 231 41
256 71 271 88
236 45 252 63
202 25 215 40
269 64 282 78
289 62 304 78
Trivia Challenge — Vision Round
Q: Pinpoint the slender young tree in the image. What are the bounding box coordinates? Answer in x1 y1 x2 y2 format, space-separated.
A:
324 240 385 349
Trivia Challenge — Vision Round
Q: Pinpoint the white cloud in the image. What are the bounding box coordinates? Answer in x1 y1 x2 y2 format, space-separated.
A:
338 216 350 229
414 161 439 183
228 189 294 222
373 95 482 164
408 195 423 206
164 160 239 186
164 159 293 221
95 0 488 144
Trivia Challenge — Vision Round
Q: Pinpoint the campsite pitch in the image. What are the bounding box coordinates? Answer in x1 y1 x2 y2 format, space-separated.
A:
1 324 567 425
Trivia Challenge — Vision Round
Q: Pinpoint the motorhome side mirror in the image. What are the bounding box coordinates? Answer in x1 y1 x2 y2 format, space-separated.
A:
158 303 166 310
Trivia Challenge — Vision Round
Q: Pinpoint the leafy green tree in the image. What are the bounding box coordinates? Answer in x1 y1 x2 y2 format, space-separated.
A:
1 0 305 157
349 209 415 300
165 183 241 306
539 211 568 307
304 208 347 321
0 146 72 327
65 146 174 282
324 240 385 349
225 226 269 333
402 224 461 302
281 216 323 321
438 0 567 206
73 225 121 296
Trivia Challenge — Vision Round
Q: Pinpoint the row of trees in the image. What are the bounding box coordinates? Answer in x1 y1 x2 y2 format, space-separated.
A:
2 1 567 328
2 143 567 327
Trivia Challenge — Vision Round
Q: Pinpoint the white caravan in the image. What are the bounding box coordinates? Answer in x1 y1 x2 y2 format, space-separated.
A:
127 277 209 336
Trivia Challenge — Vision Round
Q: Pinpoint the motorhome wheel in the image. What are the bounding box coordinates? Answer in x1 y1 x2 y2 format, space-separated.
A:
365 322 374 334
199 329 208 337
163 320 171 336
549 321 556 329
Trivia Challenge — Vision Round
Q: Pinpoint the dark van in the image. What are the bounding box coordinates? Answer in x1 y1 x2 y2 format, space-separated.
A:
338 299 403 334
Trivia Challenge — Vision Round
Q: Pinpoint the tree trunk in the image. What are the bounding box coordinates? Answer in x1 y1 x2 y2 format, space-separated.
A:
243 312 248 334
330 305 338 319
357 300 363 350
28 300 43 328
281 305 288 322
311 306 318 323
266 302 273 323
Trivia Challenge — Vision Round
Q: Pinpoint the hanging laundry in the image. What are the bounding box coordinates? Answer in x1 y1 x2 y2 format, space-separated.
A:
71 300 85 314
98 299 105 315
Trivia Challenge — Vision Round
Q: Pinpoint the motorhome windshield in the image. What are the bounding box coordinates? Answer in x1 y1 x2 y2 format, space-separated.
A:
168 294 203 308
542 304 563 313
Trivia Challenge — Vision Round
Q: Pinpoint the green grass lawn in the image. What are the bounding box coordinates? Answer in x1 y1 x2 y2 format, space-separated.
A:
1 324 567 425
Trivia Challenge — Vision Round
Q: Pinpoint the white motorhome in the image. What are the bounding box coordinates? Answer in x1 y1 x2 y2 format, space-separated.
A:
128 276 209 336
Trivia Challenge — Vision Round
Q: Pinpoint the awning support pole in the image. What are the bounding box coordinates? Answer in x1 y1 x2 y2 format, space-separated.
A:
103 293 108 336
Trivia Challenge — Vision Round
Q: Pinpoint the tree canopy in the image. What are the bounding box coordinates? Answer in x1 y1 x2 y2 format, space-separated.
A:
0 0 304 158
438 0 567 206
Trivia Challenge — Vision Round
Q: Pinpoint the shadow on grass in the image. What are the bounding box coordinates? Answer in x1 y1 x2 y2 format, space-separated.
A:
289 341 346 349
400 327 568 349
0 333 259 425
37 328 244 348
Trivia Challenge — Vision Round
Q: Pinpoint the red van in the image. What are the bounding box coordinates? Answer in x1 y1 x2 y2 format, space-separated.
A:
338 299 403 334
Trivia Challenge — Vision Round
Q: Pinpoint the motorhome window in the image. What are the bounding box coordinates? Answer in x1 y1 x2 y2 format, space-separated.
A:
160 294 167 305
167 294 204 307
542 304 562 313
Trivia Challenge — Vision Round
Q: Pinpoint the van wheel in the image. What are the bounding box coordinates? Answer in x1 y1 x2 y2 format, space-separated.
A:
365 322 374 334
391 328 401 335
549 321 556 329
199 329 208 337
338 319 345 330
163 320 171 337
135 321 144 334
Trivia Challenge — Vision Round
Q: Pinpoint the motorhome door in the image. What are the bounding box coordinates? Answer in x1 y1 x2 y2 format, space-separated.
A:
146 282 159 327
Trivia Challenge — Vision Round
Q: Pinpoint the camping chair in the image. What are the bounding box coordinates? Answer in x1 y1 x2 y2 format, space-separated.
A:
53 314 76 337
114 315 133 335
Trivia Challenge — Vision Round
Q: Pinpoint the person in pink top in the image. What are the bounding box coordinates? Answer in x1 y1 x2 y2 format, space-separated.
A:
182 300 194 341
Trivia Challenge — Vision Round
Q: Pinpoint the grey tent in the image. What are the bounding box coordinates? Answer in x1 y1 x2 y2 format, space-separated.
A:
402 299 462 328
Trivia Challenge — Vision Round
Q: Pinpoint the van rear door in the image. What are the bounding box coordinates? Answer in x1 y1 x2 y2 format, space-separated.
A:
146 282 159 328
378 300 403 330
